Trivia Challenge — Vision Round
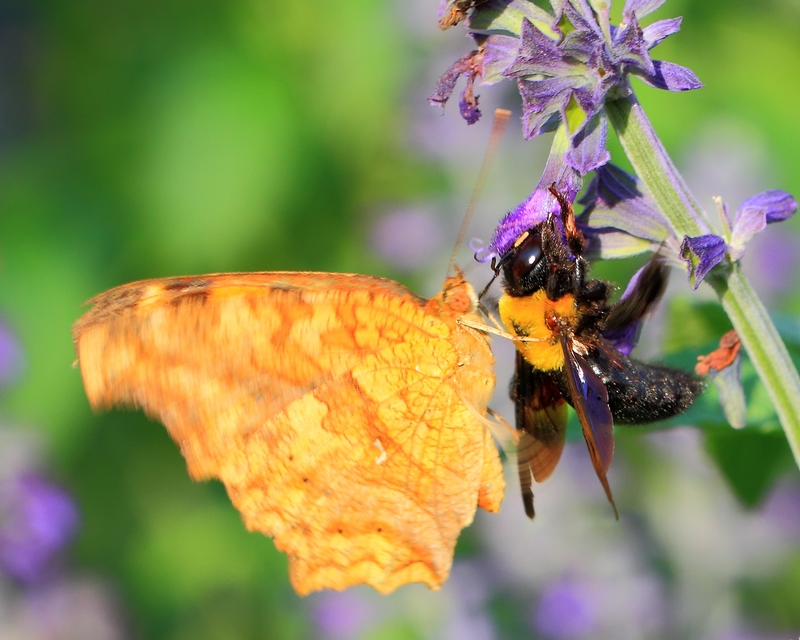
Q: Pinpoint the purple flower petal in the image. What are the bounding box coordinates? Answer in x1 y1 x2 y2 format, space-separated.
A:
482 34 522 85
680 234 726 289
476 188 560 263
623 0 667 21
738 189 797 224
518 76 574 138
561 28 603 62
565 111 610 174
635 59 703 91
642 17 682 49
729 206 767 257
612 15 655 75
579 164 669 241
728 190 797 258
562 0 603 38
505 18 569 78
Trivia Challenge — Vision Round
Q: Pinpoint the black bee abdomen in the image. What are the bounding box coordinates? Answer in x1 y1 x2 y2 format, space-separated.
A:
595 347 704 424
600 358 704 424
554 346 705 425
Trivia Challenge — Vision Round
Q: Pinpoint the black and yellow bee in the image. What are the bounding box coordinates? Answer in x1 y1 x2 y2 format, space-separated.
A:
495 188 704 518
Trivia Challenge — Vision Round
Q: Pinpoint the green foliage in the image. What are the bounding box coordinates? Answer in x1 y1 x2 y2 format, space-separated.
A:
704 429 794 507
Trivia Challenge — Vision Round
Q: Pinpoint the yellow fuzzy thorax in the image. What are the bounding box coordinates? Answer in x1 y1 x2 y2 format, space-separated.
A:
498 290 578 371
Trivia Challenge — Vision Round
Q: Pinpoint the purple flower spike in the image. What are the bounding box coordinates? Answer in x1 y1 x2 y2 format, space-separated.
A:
680 234 726 289
0 475 80 583
432 0 702 173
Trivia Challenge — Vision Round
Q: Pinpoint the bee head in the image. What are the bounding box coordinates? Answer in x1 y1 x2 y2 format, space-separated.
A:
501 212 586 300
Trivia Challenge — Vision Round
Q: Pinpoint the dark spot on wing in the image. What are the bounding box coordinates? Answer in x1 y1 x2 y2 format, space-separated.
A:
164 279 212 305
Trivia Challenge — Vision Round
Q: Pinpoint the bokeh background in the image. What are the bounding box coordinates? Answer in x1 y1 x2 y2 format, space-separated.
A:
0 0 799 638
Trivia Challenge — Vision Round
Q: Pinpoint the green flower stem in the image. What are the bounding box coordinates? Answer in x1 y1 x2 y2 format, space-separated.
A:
605 96 710 236
606 94 800 470
549 121 571 161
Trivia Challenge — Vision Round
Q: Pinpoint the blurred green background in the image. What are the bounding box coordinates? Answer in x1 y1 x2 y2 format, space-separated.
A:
1 0 800 638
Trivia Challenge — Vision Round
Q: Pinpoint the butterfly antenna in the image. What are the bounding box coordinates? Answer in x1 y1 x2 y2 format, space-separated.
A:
447 108 511 276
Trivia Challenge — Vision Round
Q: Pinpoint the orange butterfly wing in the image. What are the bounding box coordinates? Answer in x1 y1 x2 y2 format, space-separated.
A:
72 272 505 594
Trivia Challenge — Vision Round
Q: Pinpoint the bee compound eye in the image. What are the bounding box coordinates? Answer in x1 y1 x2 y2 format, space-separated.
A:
511 231 543 283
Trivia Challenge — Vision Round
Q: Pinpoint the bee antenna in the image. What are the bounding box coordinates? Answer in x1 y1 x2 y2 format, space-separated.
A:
447 108 511 276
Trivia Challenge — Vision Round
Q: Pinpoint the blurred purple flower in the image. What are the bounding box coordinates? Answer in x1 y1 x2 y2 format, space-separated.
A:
747 232 800 299
3 577 126 640
760 480 800 540
533 578 600 639
370 208 445 270
0 475 80 583
0 320 23 386
313 590 374 640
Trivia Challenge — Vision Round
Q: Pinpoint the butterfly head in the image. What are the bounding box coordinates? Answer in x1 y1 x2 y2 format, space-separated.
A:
438 273 479 315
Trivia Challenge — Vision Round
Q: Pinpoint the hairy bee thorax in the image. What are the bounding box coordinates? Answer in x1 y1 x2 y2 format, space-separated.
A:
498 290 579 371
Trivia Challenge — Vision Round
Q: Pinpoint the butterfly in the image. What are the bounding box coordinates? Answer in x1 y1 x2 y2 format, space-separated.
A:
72 269 506 595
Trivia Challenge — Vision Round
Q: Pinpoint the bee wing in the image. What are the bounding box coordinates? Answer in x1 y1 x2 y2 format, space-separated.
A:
603 257 667 332
511 352 568 519
558 334 619 519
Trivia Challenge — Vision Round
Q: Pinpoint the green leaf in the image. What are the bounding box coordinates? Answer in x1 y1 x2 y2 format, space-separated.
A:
704 428 794 507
